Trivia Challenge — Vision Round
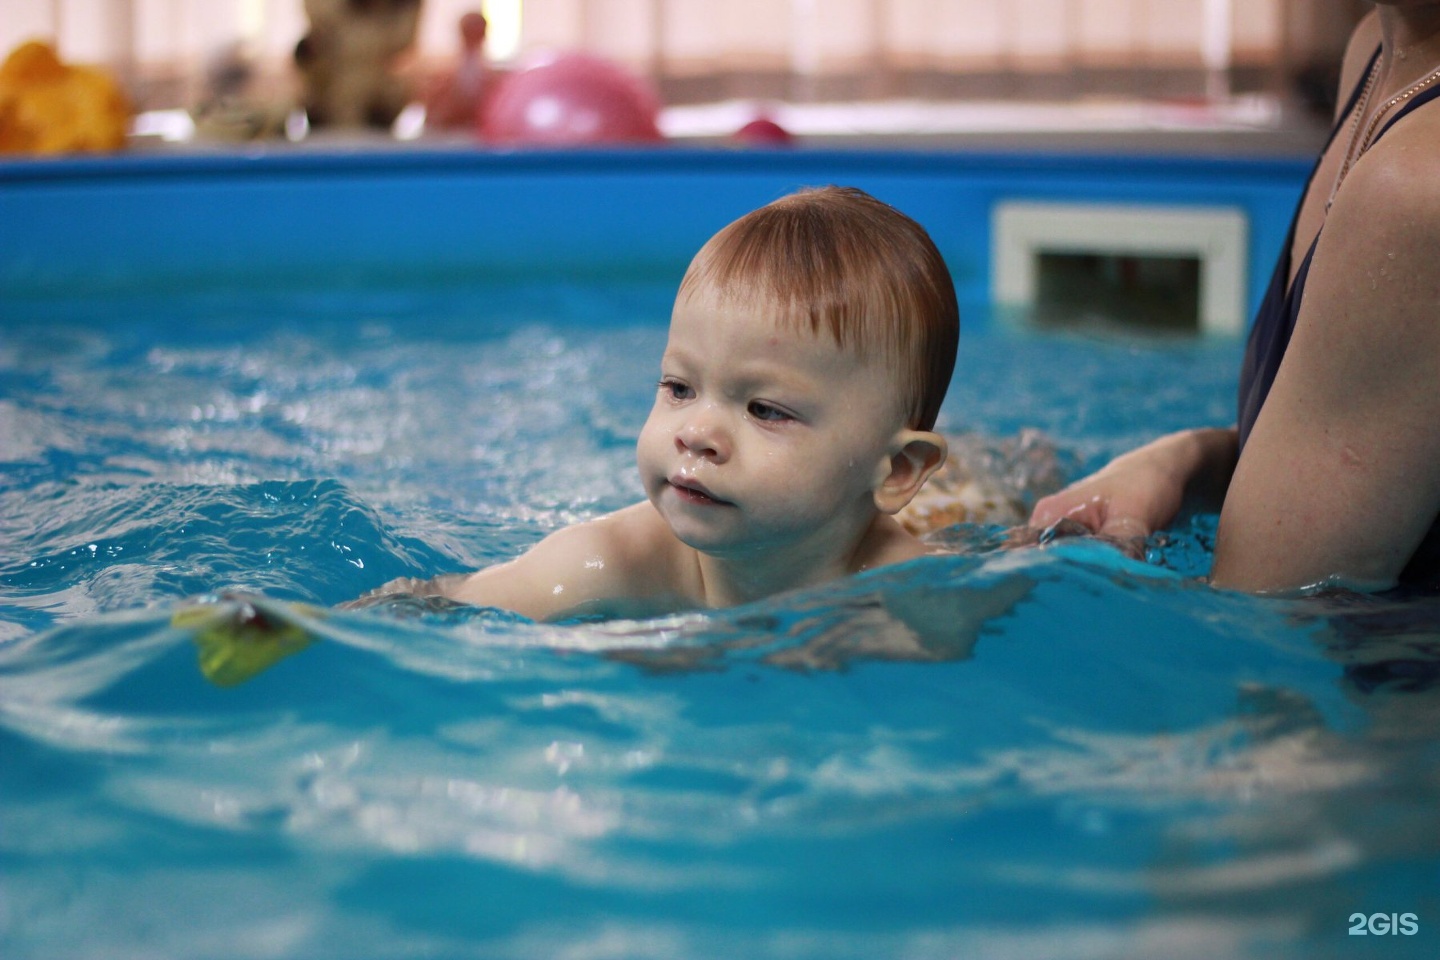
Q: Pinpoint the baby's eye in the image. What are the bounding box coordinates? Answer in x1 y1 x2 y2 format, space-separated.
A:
659 378 694 401
747 400 792 422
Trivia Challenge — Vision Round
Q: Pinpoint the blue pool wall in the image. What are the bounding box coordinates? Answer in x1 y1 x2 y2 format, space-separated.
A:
0 147 1311 327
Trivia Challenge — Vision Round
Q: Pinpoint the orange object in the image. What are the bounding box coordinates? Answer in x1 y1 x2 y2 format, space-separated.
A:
422 10 489 130
0 40 131 155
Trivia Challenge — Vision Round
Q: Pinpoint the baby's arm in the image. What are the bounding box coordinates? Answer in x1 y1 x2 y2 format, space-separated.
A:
441 518 623 620
356 503 686 621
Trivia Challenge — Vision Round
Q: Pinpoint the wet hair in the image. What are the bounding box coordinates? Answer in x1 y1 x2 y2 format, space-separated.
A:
677 185 959 430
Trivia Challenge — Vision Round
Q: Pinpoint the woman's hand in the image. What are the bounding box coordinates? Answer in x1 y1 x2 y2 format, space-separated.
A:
1027 428 1238 547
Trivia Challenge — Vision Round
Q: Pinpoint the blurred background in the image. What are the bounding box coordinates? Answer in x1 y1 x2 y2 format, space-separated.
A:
0 0 1372 147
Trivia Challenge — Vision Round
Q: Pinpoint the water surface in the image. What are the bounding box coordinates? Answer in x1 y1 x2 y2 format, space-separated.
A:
2 284 1437 959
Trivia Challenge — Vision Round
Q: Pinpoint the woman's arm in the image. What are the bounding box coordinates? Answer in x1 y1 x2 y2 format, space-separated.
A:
1210 119 1440 593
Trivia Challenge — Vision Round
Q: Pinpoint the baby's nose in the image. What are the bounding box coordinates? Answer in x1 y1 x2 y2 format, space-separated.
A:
675 408 729 461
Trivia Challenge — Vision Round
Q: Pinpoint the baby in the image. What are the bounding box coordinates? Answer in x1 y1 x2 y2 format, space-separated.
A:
365 186 959 621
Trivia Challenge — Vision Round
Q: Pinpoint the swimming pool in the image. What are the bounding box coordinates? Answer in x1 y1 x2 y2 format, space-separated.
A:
3 150 1439 959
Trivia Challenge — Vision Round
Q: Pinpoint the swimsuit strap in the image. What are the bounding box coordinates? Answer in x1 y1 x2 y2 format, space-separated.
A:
1263 47 1385 291
1235 45 1388 453
1330 46 1386 154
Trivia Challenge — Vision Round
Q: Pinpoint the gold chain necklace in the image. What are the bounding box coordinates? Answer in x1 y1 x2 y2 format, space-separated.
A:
1328 57 1440 211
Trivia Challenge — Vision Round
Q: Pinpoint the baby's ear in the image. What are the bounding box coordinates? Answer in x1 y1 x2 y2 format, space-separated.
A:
873 430 948 515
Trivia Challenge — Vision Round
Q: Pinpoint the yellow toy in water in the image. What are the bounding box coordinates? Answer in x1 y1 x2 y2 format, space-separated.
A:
0 40 131 155
173 595 324 687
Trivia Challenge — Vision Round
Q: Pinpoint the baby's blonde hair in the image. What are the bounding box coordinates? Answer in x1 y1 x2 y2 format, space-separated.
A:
677 186 959 430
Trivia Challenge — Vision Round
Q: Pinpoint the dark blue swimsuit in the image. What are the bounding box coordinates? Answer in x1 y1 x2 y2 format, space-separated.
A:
1236 48 1440 585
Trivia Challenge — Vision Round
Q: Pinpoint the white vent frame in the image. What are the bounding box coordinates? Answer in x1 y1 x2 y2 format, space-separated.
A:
992 201 1249 335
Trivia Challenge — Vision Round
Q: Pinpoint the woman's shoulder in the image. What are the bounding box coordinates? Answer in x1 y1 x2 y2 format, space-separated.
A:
1346 112 1440 230
1308 107 1440 359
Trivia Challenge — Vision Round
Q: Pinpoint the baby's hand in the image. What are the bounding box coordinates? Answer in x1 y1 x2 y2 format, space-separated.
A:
341 575 461 610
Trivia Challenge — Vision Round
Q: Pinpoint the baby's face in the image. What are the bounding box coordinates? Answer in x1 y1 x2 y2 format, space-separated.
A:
636 285 907 560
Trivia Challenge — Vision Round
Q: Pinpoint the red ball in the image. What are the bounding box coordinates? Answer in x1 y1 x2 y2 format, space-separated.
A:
481 51 663 145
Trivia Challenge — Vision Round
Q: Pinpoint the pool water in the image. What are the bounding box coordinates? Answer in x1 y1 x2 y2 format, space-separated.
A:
2 284 1439 959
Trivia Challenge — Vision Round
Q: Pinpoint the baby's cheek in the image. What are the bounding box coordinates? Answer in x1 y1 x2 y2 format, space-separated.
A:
776 455 837 497
634 420 667 479
634 428 654 467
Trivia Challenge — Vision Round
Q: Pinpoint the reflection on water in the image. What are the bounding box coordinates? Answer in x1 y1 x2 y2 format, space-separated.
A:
2 289 1438 959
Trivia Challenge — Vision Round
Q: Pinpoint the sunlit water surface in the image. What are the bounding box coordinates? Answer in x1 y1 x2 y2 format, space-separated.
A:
2 284 1438 959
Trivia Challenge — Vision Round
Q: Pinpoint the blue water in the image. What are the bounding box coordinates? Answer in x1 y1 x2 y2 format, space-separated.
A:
3 284 1439 959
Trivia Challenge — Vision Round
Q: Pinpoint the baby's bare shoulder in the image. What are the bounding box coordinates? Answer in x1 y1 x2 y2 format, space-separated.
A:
437 503 690 620
540 503 700 611
578 502 683 562
855 515 943 573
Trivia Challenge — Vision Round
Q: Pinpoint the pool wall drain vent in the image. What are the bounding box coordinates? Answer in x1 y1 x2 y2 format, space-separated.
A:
993 201 1248 335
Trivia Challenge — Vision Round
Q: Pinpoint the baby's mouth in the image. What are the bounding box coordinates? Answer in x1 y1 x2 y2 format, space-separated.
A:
669 478 732 506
